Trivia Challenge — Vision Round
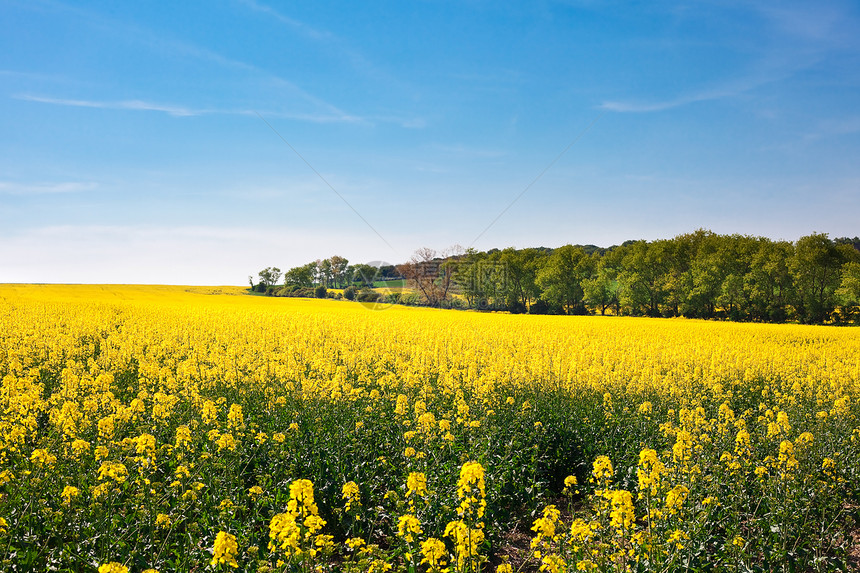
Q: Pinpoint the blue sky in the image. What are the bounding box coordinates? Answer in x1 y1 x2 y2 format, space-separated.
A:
2 0 859 284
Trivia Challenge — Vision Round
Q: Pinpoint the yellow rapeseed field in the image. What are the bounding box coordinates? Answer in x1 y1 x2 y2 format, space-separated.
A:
1 284 858 572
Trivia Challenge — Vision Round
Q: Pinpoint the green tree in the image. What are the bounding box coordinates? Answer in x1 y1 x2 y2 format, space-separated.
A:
536 245 592 314
500 247 546 313
284 263 315 288
746 239 793 322
317 259 333 288
617 240 668 316
791 233 845 323
582 252 618 315
351 263 378 288
835 261 860 322
329 256 349 288
257 267 282 288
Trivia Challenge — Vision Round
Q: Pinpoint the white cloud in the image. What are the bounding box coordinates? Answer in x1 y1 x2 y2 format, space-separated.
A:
16 94 375 124
599 1 858 114
807 116 860 139
0 181 98 194
236 0 333 41
16 94 199 117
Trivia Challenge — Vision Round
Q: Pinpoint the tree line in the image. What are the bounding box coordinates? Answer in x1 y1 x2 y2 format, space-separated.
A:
250 256 402 300
251 230 860 324
399 230 860 324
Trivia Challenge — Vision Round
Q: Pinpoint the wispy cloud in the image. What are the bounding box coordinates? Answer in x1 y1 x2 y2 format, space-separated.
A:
0 181 98 195
806 116 860 140
0 69 69 82
238 107 364 124
599 75 781 113
430 143 508 158
16 94 200 116
236 0 416 101
236 0 333 41
18 0 366 124
600 1 858 114
16 94 373 124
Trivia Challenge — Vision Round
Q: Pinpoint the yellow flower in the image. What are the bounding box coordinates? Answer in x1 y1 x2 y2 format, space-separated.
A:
201 400 218 425
30 448 57 468
531 505 561 546
668 529 689 549
777 440 798 474
420 537 448 572
97 416 115 440
217 433 236 452
227 404 244 430
407 472 428 499
0 470 14 486
445 520 485 572
269 512 301 554
539 553 566 573
395 394 408 416
287 479 320 520
342 481 361 511
608 490 635 530
637 448 666 497
672 429 693 463
211 530 239 568
735 428 752 459
664 485 689 515
456 461 486 521
0 517 8 535
175 425 192 449
71 439 91 458
397 513 423 543
61 485 80 505
156 513 171 528
97 461 129 484
98 563 128 573
591 455 613 486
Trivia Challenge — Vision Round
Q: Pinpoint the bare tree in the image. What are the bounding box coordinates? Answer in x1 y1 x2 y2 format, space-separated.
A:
397 246 462 306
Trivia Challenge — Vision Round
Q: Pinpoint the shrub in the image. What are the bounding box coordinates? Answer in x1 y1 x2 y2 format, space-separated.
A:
356 290 380 303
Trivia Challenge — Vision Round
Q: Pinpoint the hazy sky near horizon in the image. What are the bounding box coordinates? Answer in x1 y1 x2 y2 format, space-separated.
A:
2 0 860 284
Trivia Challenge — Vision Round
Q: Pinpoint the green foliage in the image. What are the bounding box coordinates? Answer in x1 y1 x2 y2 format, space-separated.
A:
254 232 860 323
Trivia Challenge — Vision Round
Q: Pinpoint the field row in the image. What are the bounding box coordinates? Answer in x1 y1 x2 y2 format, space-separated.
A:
1 285 859 572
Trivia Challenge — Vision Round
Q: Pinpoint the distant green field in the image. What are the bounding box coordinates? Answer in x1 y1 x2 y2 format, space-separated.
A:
373 278 405 288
